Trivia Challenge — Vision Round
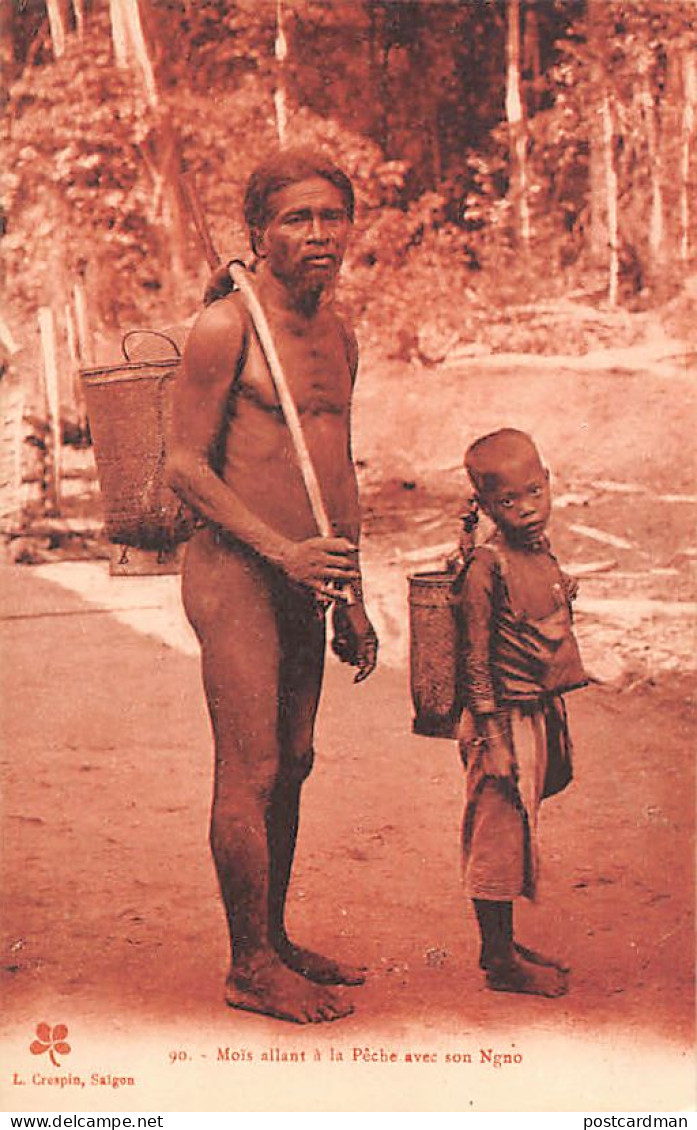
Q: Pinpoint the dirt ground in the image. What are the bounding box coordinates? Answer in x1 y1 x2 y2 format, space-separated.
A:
1 352 695 1113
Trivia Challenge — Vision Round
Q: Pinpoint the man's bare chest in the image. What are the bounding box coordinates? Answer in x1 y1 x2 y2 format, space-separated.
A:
235 320 351 419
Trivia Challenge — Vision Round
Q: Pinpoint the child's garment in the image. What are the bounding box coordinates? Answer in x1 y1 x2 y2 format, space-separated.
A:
457 535 587 899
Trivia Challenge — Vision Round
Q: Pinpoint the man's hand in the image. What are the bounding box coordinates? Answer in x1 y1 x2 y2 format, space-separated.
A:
279 536 359 602
203 265 234 307
331 602 379 683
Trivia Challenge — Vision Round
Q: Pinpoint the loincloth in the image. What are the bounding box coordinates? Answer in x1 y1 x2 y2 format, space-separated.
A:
182 526 325 646
459 697 573 901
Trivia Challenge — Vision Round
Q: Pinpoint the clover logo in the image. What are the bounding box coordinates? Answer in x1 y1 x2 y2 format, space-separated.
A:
30 1023 71 1067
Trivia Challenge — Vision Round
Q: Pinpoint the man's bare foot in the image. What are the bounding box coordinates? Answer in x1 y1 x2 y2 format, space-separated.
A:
277 940 366 986
225 957 354 1023
513 941 571 974
485 955 568 998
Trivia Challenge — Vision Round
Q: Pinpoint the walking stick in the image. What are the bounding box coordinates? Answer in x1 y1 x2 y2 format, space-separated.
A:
179 172 353 601
228 261 355 605
227 261 333 541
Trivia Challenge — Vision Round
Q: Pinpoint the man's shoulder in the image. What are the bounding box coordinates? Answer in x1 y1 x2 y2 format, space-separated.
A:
185 294 248 356
182 294 249 381
192 292 247 337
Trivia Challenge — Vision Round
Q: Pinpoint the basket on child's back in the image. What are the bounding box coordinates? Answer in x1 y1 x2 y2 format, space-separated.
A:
81 330 195 551
408 568 464 739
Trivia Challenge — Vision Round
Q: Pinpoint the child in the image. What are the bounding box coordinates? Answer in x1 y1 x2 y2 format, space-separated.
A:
457 428 587 997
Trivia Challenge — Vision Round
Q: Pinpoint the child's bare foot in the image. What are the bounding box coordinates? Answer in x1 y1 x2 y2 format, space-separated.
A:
485 955 568 998
277 940 366 985
513 941 570 974
225 956 354 1023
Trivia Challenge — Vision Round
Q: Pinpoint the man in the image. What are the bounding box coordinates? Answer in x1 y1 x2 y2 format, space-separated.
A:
167 149 378 1024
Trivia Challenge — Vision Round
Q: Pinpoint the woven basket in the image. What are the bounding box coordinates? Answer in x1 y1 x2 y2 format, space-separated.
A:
81 332 194 550
408 570 462 738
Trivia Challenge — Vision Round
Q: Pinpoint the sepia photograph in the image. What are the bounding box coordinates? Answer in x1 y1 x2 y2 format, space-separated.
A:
1 0 695 1116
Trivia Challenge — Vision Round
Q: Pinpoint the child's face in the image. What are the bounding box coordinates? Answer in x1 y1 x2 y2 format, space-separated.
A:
480 455 551 546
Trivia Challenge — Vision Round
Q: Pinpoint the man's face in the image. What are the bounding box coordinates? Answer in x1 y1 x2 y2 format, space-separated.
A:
256 177 350 290
480 454 552 546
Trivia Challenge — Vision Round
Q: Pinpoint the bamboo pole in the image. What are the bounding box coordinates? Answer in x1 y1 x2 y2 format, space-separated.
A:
184 189 353 603
180 172 219 269
38 307 62 513
229 263 352 603
179 180 335 541
228 264 332 539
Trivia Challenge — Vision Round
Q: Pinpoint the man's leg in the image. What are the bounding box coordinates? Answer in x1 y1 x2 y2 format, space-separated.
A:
183 537 352 1022
266 588 365 986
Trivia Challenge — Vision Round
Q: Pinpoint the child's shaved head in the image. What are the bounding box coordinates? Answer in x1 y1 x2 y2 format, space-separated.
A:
465 428 543 496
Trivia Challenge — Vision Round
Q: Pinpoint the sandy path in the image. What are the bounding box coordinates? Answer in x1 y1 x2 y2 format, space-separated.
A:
1 563 693 1112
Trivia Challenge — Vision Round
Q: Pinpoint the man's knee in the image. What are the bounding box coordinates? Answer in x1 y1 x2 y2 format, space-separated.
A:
284 745 315 784
214 750 281 811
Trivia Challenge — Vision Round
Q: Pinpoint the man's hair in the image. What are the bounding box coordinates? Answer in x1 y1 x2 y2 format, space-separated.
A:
465 428 542 496
244 147 355 254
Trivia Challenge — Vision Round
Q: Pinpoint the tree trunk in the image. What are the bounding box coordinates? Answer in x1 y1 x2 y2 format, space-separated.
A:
159 126 187 292
638 62 665 282
72 0 84 39
523 5 541 113
680 50 696 264
587 0 609 262
505 0 530 247
73 279 95 366
274 0 288 146
46 0 67 59
38 307 62 514
108 0 129 68
109 0 158 106
120 0 158 108
601 91 619 305
0 312 19 357
64 301 88 432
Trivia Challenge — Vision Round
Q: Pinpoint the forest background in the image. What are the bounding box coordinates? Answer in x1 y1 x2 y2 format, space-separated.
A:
0 0 695 623
2 0 696 375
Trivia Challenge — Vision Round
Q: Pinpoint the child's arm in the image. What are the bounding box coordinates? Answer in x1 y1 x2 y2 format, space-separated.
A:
460 549 514 779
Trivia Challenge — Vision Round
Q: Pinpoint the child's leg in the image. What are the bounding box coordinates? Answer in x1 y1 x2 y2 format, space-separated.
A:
472 898 568 997
473 899 513 970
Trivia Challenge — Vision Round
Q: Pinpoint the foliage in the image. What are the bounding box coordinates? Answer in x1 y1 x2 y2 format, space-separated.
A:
2 0 696 365
3 9 170 322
